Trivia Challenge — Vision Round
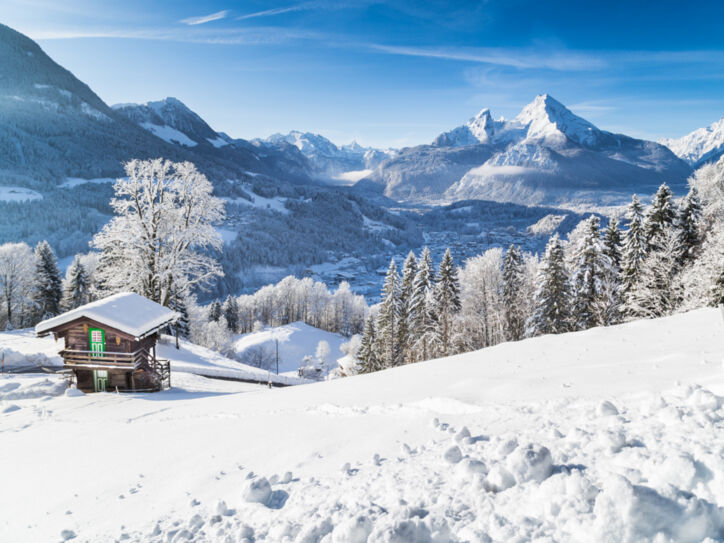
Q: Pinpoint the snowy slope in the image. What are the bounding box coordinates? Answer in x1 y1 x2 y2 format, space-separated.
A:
660 116 724 166
232 322 347 377
1 309 723 542
361 94 691 207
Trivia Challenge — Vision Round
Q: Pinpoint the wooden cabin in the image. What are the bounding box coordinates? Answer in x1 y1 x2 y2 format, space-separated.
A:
35 292 180 392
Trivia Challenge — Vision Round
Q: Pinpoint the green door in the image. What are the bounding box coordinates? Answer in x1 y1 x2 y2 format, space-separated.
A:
93 370 109 392
89 328 105 357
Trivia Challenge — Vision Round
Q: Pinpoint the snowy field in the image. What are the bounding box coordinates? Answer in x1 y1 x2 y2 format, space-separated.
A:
1 308 724 542
232 322 347 377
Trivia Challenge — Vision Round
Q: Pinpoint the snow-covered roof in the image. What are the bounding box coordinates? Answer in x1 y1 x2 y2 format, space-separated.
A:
35 292 180 339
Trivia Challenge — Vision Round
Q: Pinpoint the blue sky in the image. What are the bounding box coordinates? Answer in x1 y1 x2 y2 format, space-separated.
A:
4 0 724 148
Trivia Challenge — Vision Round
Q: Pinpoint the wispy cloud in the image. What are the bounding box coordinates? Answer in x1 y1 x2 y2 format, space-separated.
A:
368 44 606 71
237 3 313 21
30 25 323 46
180 10 229 26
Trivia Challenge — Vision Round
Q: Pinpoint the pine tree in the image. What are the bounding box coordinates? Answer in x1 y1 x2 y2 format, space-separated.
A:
433 248 461 356
409 247 436 362
621 195 647 297
396 251 418 364
61 255 89 311
625 229 682 319
603 218 623 275
502 245 526 341
527 234 571 336
168 290 190 348
208 299 222 322
222 295 240 332
570 217 610 330
601 218 623 325
357 316 380 373
375 259 400 368
32 240 62 322
676 186 702 265
644 183 676 251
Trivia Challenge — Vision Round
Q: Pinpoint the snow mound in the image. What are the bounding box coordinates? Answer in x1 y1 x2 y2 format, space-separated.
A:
242 477 272 505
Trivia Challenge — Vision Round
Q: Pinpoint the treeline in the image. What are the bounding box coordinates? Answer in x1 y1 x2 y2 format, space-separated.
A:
353 158 723 375
0 240 95 330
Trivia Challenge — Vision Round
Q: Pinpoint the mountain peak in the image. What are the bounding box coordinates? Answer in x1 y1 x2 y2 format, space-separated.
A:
515 94 601 147
660 115 724 166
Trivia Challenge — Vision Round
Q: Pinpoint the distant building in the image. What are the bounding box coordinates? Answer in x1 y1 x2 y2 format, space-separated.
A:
35 292 178 393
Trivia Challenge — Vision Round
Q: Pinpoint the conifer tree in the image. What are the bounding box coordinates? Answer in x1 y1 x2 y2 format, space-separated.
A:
375 259 400 368
644 183 676 250
570 217 610 330
208 299 222 322
222 295 240 332
433 248 461 356
527 234 571 336
601 218 623 324
502 245 526 341
32 240 62 322
168 289 190 348
621 195 647 297
603 218 623 275
625 229 682 319
61 255 89 311
676 186 702 265
396 251 418 364
409 247 436 362
357 316 380 373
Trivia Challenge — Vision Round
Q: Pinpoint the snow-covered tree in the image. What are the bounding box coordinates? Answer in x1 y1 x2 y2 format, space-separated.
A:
678 228 724 309
168 289 190 348
0 242 34 329
409 247 436 362
396 251 417 364
569 216 611 330
61 255 90 311
92 159 224 306
433 248 461 356
675 187 702 265
357 316 380 373
601 218 623 325
375 259 400 368
191 316 234 356
625 229 682 319
502 245 526 341
603 218 623 276
208 299 222 322
527 234 571 336
687 155 724 232
222 295 240 332
31 240 62 322
315 340 331 375
644 183 676 251
621 195 647 297
455 247 504 352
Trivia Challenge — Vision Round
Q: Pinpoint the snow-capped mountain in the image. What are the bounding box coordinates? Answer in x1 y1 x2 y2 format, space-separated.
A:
660 116 724 167
359 94 692 207
258 131 395 177
113 97 232 148
0 22 312 189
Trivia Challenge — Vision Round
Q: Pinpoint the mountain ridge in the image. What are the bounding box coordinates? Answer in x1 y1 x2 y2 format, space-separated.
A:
358 94 692 206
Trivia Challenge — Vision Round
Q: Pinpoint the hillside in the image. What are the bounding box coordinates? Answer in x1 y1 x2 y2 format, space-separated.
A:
1 308 723 541
359 94 692 207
